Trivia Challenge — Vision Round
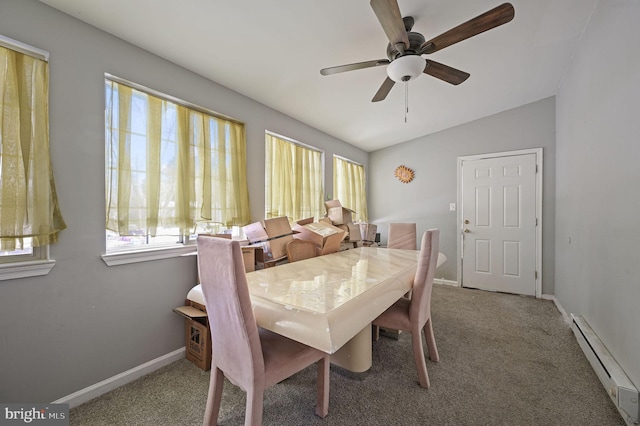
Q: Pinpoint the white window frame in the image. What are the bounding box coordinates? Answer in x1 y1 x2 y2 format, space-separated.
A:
101 244 196 267
102 75 244 265
0 35 55 280
0 246 55 281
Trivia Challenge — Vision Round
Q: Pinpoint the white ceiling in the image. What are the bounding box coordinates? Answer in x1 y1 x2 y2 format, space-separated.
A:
38 0 596 152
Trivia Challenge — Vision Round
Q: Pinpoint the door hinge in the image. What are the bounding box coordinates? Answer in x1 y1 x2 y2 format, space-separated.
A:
536 164 538 173
535 218 538 226
535 271 538 279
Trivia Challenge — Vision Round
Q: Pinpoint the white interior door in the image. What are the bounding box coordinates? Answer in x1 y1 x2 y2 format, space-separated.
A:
460 152 538 296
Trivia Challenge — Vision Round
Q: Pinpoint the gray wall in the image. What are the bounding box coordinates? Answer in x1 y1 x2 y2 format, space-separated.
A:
0 0 366 402
555 0 640 387
369 97 556 293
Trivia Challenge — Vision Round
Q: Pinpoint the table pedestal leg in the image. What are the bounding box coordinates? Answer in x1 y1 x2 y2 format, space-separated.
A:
330 324 372 373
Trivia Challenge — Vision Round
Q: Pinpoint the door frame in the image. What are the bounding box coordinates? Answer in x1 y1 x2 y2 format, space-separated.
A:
456 148 543 298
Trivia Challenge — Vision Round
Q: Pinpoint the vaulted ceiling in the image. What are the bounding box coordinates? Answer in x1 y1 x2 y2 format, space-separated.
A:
38 0 596 151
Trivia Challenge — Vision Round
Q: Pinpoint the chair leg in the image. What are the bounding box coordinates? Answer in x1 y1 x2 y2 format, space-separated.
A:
424 317 440 362
410 330 430 389
203 367 224 426
245 387 264 426
372 324 380 342
315 355 330 418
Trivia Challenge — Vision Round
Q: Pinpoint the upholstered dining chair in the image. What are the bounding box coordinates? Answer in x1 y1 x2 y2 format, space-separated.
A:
286 239 317 263
197 236 330 425
373 229 440 389
387 222 418 304
387 223 417 250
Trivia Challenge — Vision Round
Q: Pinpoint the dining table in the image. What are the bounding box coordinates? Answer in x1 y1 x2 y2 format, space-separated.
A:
245 246 445 372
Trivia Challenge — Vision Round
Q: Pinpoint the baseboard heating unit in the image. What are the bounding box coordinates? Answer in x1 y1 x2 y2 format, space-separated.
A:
571 314 639 424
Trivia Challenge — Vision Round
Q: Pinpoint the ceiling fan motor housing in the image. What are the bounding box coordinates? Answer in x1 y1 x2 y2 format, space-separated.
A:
386 30 426 60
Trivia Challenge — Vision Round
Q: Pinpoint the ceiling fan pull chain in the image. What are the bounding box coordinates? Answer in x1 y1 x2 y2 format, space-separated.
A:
404 80 408 123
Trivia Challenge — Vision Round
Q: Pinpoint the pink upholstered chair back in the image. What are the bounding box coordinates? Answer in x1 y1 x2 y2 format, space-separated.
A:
197 236 265 391
409 229 439 328
388 223 417 250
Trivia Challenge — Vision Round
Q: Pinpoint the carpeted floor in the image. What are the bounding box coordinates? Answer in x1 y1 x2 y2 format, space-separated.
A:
69 285 625 425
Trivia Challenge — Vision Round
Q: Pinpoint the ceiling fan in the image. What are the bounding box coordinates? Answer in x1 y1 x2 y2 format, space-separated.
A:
320 0 515 103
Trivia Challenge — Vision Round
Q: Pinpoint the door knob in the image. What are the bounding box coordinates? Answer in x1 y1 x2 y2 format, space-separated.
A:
463 229 470 233
464 219 470 224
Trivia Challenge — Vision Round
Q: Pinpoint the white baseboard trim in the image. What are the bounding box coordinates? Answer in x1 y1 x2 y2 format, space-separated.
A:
541 294 571 324
53 347 185 408
434 278 459 287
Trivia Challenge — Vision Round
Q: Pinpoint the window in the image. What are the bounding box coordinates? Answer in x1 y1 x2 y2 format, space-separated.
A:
104 77 250 260
333 156 368 222
265 132 324 223
0 241 44 264
0 36 65 278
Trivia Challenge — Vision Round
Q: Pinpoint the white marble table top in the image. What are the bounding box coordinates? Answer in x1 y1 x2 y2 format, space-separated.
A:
246 247 437 354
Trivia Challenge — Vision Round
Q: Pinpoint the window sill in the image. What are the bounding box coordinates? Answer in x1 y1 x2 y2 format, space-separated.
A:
101 245 197 266
0 259 56 281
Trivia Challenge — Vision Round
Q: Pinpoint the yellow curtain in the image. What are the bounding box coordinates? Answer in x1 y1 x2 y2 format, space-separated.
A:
333 156 368 222
265 134 324 222
0 46 66 250
105 80 250 236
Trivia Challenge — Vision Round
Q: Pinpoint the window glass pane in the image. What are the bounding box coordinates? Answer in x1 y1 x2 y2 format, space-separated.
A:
0 239 33 257
105 229 181 251
0 237 45 264
333 156 368 222
265 133 324 223
105 78 250 253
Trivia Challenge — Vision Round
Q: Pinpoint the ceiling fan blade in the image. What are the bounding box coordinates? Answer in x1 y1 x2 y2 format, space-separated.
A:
370 0 410 50
423 60 470 85
420 3 515 54
372 77 395 102
320 59 390 76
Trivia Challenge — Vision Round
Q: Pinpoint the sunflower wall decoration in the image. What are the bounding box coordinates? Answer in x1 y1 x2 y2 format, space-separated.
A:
394 165 415 183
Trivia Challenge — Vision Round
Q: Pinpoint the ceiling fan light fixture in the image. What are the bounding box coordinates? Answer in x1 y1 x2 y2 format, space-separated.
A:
387 55 426 83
